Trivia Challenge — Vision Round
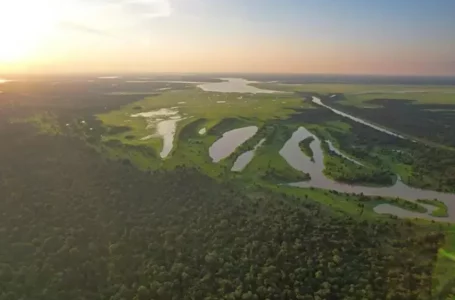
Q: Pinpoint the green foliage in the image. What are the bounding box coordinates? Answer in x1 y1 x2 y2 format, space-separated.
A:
13 112 62 135
3 78 455 299
239 125 311 183
321 140 394 186
0 120 447 299
432 226 455 299
369 196 427 213
299 136 314 161
253 82 455 104
417 199 449 217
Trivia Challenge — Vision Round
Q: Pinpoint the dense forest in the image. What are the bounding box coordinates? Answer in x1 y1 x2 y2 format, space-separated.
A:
0 120 450 299
327 96 455 147
291 98 455 192
323 151 394 186
0 83 453 299
299 137 315 161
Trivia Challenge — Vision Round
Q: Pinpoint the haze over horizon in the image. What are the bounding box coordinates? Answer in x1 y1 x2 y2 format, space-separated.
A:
1 0 455 76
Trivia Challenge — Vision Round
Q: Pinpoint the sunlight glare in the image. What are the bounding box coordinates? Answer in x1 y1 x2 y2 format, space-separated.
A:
0 0 59 62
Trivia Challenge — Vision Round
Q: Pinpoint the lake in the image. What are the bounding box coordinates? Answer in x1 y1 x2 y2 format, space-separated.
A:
209 126 258 163
197 79 455 222
134 77 455 222
231 138 266 172
198 78 283 94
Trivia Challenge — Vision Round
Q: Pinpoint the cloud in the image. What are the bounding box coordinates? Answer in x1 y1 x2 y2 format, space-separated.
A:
77 0 173 18
122 0 172 18
58 21 109 36
56 0 173 38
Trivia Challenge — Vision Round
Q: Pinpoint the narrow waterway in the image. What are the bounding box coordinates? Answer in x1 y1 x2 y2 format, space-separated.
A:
326 140 364 166
280 126 455 222
311 97 406 139
128 78 455 222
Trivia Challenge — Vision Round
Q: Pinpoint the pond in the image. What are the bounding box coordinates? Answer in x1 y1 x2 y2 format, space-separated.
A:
231 138 266 172
131 108 183 159
280 126 455 222
209 126 258 163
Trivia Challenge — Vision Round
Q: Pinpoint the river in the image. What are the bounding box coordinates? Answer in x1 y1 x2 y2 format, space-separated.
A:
311 97 406 139
280 127 455 222
209 126 259 163
136 77 455 221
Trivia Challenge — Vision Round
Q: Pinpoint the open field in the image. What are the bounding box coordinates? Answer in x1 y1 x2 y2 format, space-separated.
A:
2 76 455 298
97 88 308 153
417 199 449 217
253 82 455 101
7 77 455 219
89 81 455 225
342 92 455 106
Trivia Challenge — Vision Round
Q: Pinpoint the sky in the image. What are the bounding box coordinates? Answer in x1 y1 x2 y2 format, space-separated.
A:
1 0 455 75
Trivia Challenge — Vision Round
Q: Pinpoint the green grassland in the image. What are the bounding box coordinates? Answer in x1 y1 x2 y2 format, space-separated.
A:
234 124 311 183
12 80 455 299
304 122 397 186
298 136 314 161
253 82 455 107
417 199 449 218
99 88 307 126
89 83 455 221
95 88 312 180
341 92 455 107
254 82 455 96
97 88 309 153
13 112 62 135
433 225 455 299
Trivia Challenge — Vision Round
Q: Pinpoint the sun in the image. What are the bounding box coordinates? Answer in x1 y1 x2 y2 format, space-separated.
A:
0 0 58 62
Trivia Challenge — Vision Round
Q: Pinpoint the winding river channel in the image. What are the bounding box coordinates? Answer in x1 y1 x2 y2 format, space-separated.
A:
280 127 455 222
148 77 455 222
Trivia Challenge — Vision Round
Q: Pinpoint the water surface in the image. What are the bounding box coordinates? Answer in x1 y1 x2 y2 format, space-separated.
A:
199 78 282 94
209 126 258 163
231 138 266 172
98 76 120 79
312 97 405 139
326 140 364 166
131 108 177 118
129 77 283 94
131 108 182 159
280 126 455 222
373 203 443 222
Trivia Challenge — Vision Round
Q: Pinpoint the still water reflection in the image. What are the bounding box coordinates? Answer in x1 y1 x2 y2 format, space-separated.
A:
231 138 266 172
209 126 258 163
280 127 455 222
